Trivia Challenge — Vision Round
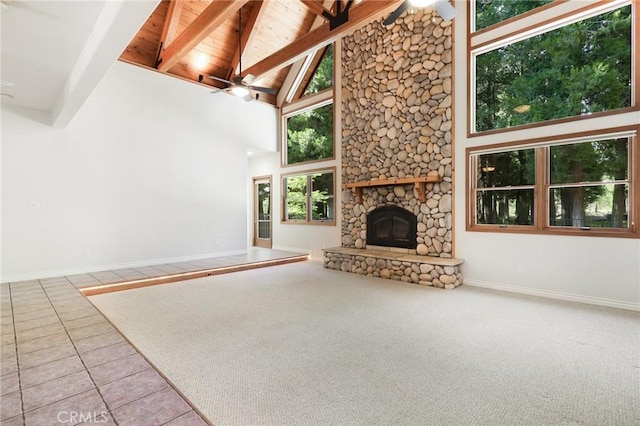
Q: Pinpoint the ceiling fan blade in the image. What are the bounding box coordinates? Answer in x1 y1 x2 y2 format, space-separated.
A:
434 0 456 20
383 1 408 26
242 74 256 85
208 75 231 85
250 85 277 95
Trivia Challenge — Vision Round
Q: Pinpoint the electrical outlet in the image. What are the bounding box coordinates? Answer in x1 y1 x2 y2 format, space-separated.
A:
84 248 92 256
29 201 41 210
215 239 221 246
516 264 524 273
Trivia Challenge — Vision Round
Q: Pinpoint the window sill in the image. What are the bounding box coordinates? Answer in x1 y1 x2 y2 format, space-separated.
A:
282 220 336 226
467 224 639 238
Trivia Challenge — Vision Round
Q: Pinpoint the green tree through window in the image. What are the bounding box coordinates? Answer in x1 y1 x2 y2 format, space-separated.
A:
283 171 335 223
304 45 333 96
475 5 632 132
285 44 334 165
470 134 633 232
475 0 553 30
286 103 333 164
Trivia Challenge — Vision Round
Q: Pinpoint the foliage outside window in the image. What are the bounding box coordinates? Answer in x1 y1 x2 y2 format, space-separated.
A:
286 102 334 165
284 43 334 165
303 45 333 97
549 139 629 228
476 149 535 225
474 0 553 31
474 4 632 133
469 130 637 237
283 170 335 224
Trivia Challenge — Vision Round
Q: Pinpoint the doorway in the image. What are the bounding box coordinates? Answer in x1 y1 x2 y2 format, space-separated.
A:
253 176 272 248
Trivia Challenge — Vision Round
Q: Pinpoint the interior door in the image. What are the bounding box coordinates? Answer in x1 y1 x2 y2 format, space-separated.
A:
253 176 272 248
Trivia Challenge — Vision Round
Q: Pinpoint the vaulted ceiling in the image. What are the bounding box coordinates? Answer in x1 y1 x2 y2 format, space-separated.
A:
120 0 405 105
0 0 410 126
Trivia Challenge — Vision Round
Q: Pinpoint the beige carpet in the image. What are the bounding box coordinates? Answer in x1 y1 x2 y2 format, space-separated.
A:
89 261 640 426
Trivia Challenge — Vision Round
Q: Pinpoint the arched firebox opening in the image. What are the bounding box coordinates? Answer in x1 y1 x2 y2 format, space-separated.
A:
366 205 417 249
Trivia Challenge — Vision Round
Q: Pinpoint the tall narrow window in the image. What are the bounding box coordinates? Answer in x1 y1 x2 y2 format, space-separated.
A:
284 175 307 220
310 171 334 221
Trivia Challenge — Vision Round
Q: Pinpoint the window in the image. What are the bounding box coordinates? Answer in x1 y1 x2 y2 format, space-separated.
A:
476 148 535 226
285 102 334 165
468 128 638 237
282 43 335 166
283 169 335 224
549 139 629 228
472 2 633 133
474 0 553 31
303 45 333 97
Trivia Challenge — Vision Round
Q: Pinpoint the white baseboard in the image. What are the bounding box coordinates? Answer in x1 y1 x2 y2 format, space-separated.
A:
463 278 640 312
1 249 247 284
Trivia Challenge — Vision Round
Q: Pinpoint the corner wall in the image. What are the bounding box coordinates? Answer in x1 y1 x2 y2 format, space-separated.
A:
1 61 277 282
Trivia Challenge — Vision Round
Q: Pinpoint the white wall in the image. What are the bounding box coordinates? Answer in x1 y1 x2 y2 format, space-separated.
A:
1 61 277 281
453 2 640 309
248 153 341 259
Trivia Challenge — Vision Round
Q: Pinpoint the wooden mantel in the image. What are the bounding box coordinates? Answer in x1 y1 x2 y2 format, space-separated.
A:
342 173 442 203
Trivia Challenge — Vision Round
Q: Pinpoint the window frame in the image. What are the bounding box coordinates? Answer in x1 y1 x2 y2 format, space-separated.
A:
466 126 639 238
474 147 537 228
281 167 336 226
468 0 639 137
280 89 335 167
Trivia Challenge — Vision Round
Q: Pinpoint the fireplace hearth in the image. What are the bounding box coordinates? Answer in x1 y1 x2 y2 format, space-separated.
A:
366 205 417 249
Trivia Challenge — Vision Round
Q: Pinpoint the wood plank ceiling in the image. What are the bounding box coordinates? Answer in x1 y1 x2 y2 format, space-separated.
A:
119 0 404 105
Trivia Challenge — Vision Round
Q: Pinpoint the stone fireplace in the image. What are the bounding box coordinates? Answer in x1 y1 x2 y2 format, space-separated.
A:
339 9 453 259
323 9 463 289
366 205 417 250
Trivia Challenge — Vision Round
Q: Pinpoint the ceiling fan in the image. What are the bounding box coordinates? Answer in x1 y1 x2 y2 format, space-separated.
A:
383 0 457 26
209 9 276 101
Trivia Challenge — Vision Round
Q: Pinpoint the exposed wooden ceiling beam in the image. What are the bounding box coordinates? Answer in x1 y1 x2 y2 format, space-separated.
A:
299 0 331 20
155 0 183 66
228 0 265 79
160 0 182 47
243 0 402 80
157 0 250 73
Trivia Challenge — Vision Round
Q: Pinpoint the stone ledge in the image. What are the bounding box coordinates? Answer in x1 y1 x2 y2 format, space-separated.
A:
323 247 464 266
322 247 464 289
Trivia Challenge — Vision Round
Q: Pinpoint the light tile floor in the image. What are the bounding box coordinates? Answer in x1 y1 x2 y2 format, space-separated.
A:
1 249 306 425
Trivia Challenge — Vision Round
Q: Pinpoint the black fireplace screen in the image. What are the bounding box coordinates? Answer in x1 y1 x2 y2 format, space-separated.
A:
366 205 417 249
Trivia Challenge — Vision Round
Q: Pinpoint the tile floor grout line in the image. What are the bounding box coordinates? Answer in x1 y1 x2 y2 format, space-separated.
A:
88 297 213 425
7 250 302 425
89 363 154 388
18 354 91 391
66 326 120 344
38 278 121 426
9 281 28 426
